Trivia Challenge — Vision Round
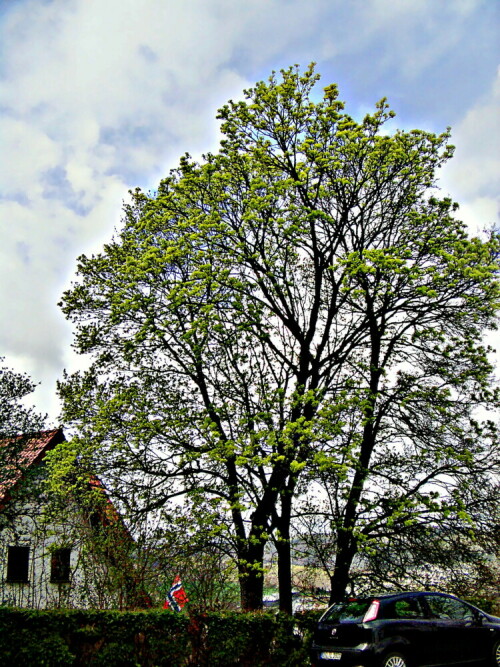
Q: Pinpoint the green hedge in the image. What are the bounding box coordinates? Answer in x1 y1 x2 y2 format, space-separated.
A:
0 608 321 666
0 608 191 666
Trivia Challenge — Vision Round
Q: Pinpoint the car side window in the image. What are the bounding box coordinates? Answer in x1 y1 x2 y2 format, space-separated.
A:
384 597 426 619
424 595 475 621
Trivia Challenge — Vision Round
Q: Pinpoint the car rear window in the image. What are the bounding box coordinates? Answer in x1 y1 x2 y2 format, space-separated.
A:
323 599 375 623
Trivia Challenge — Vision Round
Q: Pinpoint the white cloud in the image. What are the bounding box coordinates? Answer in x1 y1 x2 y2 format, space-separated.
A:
1 118 61 193
440 67 500 233
0 0 498 420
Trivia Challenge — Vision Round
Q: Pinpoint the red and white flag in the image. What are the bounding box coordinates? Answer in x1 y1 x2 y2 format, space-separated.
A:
163 575 188 612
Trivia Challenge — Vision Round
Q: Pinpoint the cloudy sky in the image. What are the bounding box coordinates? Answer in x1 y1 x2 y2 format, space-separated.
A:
1 0 498 422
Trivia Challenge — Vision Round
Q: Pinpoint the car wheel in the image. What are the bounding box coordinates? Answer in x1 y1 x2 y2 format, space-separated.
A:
493 639 500 667
381 653 409 667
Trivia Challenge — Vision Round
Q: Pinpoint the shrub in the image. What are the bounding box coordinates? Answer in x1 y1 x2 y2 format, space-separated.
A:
0 607 315 666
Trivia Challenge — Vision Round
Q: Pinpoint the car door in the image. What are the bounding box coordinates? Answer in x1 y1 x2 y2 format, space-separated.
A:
422 593 486 664
380 595 436 666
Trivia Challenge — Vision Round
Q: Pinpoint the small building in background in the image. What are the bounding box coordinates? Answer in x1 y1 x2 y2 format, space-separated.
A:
0 428 148 609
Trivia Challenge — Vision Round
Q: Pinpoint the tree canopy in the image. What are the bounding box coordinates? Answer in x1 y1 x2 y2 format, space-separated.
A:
58 65 499 610
0 357 47 529
0 357 46 438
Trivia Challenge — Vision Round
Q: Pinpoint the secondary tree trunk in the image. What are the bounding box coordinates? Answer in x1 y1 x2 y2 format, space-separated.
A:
329 379 380 605
329 551 353 604
276 538 292 613
275 489 293 613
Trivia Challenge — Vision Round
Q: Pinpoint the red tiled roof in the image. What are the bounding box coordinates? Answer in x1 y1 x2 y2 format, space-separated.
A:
0 428 65 504
88 475 124 525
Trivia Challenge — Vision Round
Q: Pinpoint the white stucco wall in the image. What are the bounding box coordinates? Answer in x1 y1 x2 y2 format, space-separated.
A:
0 464 122 609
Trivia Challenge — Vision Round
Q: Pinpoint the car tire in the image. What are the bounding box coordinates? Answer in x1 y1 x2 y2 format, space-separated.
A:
493 639 500 667
380 653 409 667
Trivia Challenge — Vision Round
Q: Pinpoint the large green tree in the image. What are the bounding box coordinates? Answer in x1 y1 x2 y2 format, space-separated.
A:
59 65 499 610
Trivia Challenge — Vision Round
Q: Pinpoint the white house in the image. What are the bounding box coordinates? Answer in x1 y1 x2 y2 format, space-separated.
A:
0 429 148 609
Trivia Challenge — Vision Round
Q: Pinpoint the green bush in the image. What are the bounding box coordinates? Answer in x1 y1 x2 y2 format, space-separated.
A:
0 608 77 665
0 607 315 666
195 611 278 665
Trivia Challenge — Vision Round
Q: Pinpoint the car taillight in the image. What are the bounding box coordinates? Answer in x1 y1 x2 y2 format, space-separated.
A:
363 599 380 622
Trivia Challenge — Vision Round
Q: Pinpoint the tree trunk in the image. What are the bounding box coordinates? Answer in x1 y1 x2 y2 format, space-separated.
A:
329 567 350 604
329 534 356 604
328 381 380 605
275 533 293 613
238 543 265 610
275 490 293 613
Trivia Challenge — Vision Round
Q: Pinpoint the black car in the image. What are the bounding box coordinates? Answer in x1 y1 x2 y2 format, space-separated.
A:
311 591 500 667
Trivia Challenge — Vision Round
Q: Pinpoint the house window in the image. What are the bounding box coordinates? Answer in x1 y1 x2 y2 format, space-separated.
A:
50 548 71 583
6 545 30 583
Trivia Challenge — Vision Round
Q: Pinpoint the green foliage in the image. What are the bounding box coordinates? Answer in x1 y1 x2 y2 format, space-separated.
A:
0 608 315 666
193 611 277 665
0 608 77 666
57 63 499 607
0 608 191 666
159 544 240 612
0 357 46 438
0 358 48 536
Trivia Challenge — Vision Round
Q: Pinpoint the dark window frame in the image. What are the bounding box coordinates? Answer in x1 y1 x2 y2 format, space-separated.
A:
50 547 71 583
6 545 30 583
